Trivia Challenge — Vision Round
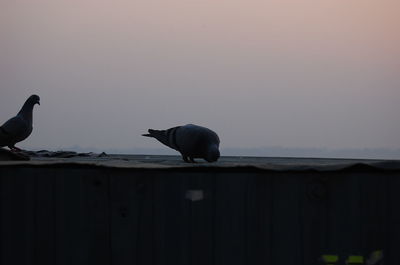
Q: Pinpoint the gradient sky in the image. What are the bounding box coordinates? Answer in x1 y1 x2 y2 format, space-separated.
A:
1 0 399 152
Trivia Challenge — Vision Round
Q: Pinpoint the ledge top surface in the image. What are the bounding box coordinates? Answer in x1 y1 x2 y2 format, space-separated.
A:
1 153 399 171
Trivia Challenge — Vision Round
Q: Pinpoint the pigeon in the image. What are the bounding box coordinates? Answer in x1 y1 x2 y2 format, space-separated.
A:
142 124 220 163
0 94 40 151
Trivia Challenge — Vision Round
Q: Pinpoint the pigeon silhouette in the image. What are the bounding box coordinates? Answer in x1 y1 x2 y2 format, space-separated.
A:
142 124 220 163
0 95 40 151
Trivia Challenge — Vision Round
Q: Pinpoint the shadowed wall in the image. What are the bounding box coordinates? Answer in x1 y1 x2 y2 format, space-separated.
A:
0 157 398 265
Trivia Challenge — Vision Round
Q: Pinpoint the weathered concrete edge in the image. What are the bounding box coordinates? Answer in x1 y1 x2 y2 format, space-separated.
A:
0 160 400 173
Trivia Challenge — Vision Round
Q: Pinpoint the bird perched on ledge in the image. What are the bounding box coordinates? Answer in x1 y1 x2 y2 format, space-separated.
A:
142 124 220 163
0 94 40 151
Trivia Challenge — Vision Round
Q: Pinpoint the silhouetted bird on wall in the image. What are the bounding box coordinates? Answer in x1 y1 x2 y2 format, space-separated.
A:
142 124 220 163
0 95 40 151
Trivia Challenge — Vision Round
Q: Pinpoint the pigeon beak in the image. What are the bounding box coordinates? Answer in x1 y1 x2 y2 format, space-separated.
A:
37 101 40 105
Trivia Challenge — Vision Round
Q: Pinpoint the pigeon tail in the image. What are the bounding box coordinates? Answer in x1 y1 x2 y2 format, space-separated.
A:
142 128 178 150
146 129 168 143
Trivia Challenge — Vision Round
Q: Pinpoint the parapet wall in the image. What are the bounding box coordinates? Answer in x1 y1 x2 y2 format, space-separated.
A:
0 155 399 265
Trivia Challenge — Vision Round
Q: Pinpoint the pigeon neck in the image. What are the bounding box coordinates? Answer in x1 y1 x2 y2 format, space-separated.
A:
18 101 35 121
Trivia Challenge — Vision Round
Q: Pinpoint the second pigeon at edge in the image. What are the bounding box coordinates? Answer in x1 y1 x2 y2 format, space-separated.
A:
0 94 40 151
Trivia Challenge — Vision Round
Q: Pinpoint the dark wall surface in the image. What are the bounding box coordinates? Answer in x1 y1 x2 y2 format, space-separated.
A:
0 156 399 265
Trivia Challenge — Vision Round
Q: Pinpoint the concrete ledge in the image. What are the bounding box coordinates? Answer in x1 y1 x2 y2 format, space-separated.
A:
0 155 399 264
0 154 399 172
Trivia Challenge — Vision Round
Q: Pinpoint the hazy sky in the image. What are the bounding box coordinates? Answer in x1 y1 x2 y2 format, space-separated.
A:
1 0 399 152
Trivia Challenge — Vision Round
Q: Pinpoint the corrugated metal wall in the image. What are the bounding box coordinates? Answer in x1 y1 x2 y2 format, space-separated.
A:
0 166 397 265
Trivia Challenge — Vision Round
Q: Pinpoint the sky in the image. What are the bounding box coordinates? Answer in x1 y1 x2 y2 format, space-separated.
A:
0 0 399 156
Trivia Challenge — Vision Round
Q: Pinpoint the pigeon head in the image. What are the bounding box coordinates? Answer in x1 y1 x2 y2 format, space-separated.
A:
205 144 220 162
28 95 40 106
18 94 40 117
